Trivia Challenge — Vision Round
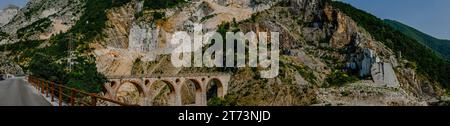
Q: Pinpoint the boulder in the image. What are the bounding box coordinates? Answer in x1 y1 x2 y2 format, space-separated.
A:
371 62 399 87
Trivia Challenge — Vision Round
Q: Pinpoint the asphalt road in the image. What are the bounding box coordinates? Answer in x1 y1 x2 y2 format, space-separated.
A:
0 78 51 106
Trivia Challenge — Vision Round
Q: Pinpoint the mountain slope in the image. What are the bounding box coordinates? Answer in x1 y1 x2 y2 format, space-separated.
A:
0 5 19 27
1 0 449 106
384 19 450 59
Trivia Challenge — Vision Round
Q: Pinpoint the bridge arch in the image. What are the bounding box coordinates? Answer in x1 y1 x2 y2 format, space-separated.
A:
114 80 146 96
180 78 203 106
147 79 177 106
115 80 146 105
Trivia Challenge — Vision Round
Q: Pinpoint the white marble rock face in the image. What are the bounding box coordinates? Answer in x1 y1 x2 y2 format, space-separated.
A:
371 62 400 87
1 0 82 35
0 6 19 27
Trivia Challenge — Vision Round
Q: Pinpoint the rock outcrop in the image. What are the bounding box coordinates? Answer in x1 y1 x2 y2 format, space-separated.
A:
1 0 83 41
90 0 444 105
0 55 24 75
1 0 447 106
0 5 19 27
371 62 400 87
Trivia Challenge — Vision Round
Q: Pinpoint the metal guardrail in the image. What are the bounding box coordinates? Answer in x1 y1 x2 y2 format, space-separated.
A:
27 76 138 106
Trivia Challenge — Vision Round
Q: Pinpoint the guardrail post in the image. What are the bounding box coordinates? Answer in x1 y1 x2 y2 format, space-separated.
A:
58 86 62 106
70 90 76 106
45 81 49 97
91 93 97 106
51 82 54 102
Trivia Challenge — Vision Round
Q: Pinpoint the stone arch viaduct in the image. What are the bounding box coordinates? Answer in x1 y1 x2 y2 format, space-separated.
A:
104 73 231 106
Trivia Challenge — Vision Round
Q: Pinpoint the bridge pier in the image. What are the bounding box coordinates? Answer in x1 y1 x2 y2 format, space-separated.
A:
196 90 207 106
173 87 182 106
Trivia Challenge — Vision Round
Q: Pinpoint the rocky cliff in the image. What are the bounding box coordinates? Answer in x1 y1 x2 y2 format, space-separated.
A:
93 0 446 105
1 0 448 106
0 55 24 75
1 0 83 41
0 5 19 27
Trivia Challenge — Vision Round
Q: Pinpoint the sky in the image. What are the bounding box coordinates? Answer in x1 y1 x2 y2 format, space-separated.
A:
0 0 27 9
342 0 450 40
